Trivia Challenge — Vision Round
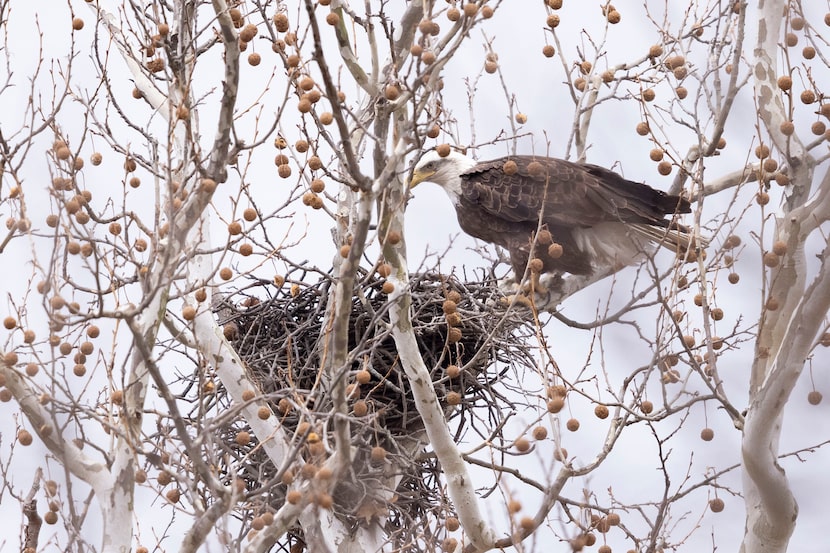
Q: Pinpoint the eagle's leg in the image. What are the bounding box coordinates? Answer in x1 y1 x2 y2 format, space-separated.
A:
529 269 547 296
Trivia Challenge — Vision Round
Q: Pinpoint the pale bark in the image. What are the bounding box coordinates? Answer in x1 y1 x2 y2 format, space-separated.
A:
739 1 823 552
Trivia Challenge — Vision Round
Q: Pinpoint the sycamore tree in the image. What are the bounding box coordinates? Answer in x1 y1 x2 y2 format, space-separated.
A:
0 0 828 552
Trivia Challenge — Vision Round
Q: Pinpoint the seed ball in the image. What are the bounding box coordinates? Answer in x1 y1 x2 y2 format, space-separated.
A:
709 498 725 513
665 55 685 69
756 191 770 206
380 280 395 294
273 13 289 32
766 297 779 311
373 263 391 279
442 300 458 316
812 121 827 136
244 52 261 66
515 113 528 124
249 516 266 531
808 391 823 405
514 437 530 452
484 60 498 74
55 144 72 161
542 44 555 58
594 404 609 419
297 97 314 114
355 369 372 385
548 384 567 397
648 148 664 162
18 429 33 446
226 221 243 236
801 90 817 104
446 364 461 379
700 427 715 441
447 327 462 343
3 351 18 366
634 122 650 136
182 305 197 321
446 7 460 21
325 12 339 25
647 44 663 58
370 445 387 463
277 163 293 179
238 243 254 257
532 426 548 440
446 290 462 303
547 242 564 259
770 240 788 257
446 391 462 405
385 230 402 244
439 313 459 330
640 400 654 414
219 267 233 280
307 155 323 171
445 516 461 532
777 75 792 91
547 397 565 413
566 418 580 432
463 3 478 17
762 251 782 269
72 17 84 30
574 77 586 91
607 10 620 23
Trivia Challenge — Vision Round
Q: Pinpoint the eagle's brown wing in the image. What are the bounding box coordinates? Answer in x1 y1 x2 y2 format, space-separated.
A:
459 156 690 229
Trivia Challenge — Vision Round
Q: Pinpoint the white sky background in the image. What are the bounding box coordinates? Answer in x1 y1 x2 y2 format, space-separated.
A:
0 0 829 552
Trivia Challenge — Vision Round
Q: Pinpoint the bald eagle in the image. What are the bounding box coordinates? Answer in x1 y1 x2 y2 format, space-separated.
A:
410 150 696 282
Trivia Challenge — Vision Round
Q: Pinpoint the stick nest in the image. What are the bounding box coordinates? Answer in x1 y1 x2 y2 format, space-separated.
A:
214 267 536 548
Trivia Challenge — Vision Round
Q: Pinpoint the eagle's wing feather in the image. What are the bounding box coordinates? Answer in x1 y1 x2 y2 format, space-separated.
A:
460 156 689 229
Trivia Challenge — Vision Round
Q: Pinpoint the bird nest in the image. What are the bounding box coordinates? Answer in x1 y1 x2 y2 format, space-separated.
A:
212 267 536 547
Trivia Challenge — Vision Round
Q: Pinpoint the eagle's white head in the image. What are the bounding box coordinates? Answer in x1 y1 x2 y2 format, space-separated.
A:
410 150 477 204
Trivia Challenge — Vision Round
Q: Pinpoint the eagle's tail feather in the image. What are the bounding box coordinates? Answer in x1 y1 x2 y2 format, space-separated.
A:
631 224 708 255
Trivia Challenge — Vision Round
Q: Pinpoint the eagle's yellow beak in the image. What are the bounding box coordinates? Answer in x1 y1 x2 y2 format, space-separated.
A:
409 168 435 188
